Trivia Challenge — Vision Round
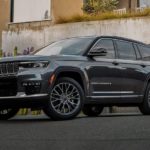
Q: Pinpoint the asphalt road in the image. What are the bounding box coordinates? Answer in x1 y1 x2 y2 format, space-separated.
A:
0 113 150 150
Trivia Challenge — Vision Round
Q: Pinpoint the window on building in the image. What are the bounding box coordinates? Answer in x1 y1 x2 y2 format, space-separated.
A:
11 0 51 22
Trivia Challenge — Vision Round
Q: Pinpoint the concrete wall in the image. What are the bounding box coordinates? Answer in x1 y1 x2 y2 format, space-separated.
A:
2 17 150 53
0 0 10 48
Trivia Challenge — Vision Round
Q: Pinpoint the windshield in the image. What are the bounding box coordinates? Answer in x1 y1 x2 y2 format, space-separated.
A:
35 37 94 56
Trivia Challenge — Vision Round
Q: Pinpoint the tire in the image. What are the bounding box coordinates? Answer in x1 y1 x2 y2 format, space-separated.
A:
0 108 19 120
43 77 84 120
139 84 150 115
82 105 103 117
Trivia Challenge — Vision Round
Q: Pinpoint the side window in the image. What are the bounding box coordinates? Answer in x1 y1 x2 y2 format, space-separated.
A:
116 40 136 60
137 45 150 61
91 39 115 59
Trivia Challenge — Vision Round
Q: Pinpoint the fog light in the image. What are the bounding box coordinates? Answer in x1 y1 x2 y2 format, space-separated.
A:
22 82 41 87
22 82 28 87
22 81 41 95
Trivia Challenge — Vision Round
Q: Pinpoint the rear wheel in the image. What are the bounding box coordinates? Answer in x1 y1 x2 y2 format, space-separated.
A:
0 108 19 120
43 77 84 120
139 84 150 115
82 105 103 117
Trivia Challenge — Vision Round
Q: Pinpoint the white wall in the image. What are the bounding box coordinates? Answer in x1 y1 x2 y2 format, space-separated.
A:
2 17 150 53
140 0 150 7
13 0 51 22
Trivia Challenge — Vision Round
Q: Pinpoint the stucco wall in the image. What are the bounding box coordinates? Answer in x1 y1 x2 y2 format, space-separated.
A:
0 0 10 48
2 17 150 53
52 0 83 21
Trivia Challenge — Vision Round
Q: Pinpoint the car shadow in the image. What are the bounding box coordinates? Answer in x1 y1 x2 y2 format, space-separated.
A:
100 113 142 117
0 113 144 123
75 113 143 120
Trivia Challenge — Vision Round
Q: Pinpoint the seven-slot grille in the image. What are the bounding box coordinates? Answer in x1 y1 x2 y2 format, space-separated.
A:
0 62 19 76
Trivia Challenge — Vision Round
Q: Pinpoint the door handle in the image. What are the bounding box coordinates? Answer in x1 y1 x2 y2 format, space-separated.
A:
141 64 146 68
112 61 119 66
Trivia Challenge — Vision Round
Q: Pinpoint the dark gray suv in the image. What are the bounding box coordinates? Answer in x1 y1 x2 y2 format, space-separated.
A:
0 36 150 120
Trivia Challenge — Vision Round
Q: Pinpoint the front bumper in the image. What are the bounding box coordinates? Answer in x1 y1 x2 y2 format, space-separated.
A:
0 92 49 108
0 69 53 108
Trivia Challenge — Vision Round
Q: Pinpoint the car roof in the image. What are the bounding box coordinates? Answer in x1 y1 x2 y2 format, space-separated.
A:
66 35 147 46
95 36 146 45
33 36 149 55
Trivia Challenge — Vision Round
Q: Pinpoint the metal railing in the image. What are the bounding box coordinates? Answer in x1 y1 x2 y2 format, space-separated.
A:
135 7 146 13
113 8 127 15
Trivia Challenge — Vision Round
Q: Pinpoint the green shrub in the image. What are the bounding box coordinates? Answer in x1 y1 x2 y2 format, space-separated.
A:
83 0 119 14
55 8 150 24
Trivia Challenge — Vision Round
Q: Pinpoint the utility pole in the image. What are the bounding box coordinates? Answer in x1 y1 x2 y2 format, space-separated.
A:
129 0 131 10
137 0 140 7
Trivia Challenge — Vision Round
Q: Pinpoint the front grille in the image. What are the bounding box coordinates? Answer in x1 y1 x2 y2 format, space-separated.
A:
0 62 19 76
0 78 17 97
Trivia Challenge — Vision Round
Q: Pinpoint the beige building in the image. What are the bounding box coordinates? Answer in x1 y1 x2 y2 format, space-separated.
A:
11 0 83 23
0 0 10 48
0 0 83 48
118 0 140 10
52 0 83 21
0 0 148 50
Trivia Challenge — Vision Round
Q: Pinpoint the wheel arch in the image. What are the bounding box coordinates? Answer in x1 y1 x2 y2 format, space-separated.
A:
51 67 89 96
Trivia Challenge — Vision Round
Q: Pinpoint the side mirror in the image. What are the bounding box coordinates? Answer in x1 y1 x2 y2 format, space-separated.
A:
88 48 107 57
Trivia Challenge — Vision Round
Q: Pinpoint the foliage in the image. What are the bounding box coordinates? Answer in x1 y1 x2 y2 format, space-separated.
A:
55 8 150 24
82 0 95 14
83 0 119 14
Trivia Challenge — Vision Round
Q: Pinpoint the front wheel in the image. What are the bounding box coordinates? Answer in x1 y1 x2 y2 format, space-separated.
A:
82 105 103 117
43 77 84 120
0 108 19 120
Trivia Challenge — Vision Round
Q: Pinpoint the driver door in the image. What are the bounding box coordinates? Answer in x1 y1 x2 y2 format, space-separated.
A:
86 38 122 102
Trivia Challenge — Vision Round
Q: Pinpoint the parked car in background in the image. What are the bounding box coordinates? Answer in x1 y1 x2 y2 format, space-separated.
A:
0 36 150 120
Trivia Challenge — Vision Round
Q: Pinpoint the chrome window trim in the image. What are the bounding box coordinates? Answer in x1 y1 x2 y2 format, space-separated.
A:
87 95 143 99
92 91 134 94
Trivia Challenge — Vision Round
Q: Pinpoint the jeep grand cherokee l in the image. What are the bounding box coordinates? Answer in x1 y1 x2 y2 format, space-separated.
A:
0 36 150 120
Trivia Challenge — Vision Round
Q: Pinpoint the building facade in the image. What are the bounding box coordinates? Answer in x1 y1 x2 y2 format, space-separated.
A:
10 0 83 23
118 0 150 10
1 0 150 52
118 0 139 10
0 0 83 48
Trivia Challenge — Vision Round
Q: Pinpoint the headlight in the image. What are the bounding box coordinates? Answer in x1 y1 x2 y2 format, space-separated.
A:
19 61 49 69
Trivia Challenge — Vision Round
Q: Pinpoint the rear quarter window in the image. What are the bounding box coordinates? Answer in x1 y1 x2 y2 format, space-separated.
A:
137 45 150 61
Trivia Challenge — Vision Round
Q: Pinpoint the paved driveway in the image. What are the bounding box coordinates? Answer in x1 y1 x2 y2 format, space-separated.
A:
0 113 149 150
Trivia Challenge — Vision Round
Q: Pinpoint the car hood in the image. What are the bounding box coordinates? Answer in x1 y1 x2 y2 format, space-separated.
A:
0 55 88 63
0 55 51 63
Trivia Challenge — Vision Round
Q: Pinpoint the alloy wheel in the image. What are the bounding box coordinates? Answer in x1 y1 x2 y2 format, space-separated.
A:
50 82 81 115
